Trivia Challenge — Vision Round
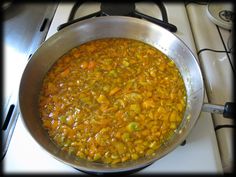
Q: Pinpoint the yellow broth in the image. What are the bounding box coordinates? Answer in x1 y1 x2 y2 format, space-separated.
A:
39 38 187 164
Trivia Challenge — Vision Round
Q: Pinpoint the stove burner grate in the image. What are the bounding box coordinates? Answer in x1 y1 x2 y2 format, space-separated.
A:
57 1 177 32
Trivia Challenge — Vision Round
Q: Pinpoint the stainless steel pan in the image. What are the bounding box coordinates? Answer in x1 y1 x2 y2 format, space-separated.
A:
19 16 234 174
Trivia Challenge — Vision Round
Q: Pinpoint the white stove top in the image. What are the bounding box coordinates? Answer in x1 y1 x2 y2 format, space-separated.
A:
3 2 224 174
186 2 234 172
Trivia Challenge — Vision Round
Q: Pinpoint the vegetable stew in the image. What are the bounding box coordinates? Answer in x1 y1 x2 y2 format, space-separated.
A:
39 38 187 164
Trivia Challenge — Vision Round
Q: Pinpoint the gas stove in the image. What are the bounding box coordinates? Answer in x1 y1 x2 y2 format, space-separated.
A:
186 2 234 173
4 1 231 174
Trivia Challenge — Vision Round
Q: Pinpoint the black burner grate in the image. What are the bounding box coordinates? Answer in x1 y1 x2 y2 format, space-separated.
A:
57 1 177 32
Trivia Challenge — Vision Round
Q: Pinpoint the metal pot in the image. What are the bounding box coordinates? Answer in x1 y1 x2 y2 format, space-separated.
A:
19 16 234 174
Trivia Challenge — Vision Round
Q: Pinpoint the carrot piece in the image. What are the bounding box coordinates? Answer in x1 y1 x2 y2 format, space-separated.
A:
109 87 120 96
60 68 70 77
87 60 96 69
80 61 88 69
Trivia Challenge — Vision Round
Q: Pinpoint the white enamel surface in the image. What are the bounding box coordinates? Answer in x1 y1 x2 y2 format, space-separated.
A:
216 128 234 173
186 3 234 124
198 51 234 126
3 2 223 174
186 3 234 173
187 4 226 51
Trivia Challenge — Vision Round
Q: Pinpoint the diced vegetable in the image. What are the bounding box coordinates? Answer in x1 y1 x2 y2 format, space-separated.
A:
80 61 88 69
124 92 142 102
93 153 101 161
60 68 70 77
39 38 187 165
122 60 130 67
108 70 118 77
59 115 67 124
127 122 139 132
114 141 126 154
121 132 130 142
114 99 125 108
97 94 109 104
169 110 177 122
142 99 155 109
130 104 141 114
109 87 121 96
170 122 177 129
87 60 96 69
131 153 139 160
